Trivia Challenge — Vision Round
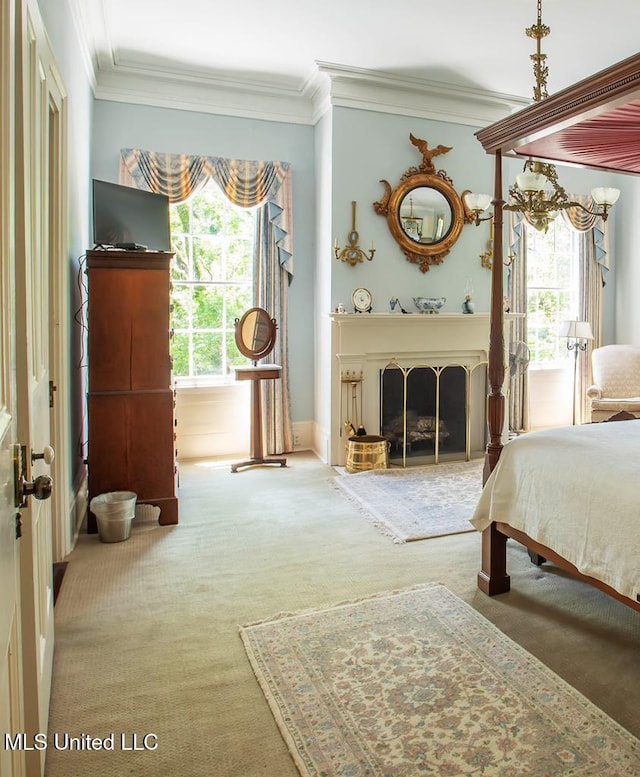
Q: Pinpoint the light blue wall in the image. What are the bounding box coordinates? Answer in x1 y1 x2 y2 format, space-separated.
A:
330 108 495 315
612 176 640 344
329 106 625 334
91 101 316 424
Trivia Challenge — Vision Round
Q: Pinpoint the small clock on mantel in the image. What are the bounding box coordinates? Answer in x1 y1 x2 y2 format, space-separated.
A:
352 287 372 314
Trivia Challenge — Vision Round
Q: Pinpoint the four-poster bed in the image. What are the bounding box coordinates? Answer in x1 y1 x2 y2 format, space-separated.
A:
473 52 640 613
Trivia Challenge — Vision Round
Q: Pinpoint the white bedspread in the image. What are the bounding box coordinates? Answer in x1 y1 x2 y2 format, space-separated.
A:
470 421 640 600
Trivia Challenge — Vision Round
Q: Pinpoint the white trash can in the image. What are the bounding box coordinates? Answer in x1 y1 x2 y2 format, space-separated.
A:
90 491 137 543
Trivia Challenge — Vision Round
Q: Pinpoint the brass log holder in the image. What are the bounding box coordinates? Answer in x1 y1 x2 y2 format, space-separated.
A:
381 358 489 468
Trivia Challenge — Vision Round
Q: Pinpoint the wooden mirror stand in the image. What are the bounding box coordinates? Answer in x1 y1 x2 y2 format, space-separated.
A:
231 307 287 473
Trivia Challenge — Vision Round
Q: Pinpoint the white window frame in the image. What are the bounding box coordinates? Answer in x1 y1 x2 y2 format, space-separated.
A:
170 181 256 388
525 218 581 371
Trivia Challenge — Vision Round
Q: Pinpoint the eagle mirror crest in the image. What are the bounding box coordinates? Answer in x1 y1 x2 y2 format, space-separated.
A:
374 134 474 273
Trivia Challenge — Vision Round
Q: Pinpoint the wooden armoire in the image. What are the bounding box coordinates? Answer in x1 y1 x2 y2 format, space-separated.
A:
86 249 179 532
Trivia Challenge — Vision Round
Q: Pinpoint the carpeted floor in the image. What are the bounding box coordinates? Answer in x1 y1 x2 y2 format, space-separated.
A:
333 459 484 541
241 584 639 776
45 452 640 777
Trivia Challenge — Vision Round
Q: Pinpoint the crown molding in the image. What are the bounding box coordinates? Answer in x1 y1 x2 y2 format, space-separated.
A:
66 4 529 128
92 60 529 128
93 66 318 125
312 63 529 127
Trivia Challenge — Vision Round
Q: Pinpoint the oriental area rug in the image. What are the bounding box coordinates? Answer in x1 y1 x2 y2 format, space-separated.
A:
240 584 639 777
333 459 484 542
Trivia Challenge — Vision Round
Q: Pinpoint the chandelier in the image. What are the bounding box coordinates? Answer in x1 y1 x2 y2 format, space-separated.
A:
465 0 620 233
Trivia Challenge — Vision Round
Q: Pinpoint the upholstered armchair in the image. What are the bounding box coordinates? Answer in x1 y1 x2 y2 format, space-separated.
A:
587 344 640 422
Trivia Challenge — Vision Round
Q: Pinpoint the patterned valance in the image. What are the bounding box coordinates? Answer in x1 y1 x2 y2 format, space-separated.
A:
119 148 293 276
560 195 608 274
509 196 609 276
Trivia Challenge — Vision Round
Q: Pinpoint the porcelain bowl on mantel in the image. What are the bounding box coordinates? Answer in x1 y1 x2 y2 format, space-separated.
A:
413 296 446 314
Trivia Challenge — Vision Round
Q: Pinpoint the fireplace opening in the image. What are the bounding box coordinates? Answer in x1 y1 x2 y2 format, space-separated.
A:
380 363 478 466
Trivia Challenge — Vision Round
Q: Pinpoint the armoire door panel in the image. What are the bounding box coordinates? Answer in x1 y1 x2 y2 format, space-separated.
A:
87 253 172 392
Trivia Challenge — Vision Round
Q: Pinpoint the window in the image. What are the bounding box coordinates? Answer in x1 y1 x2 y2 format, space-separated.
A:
526 218 580 367
169 181 256 383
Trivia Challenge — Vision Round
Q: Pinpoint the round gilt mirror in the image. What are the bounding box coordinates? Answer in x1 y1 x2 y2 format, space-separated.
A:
234 307 277 362
378 173 466 273
373 134 473 273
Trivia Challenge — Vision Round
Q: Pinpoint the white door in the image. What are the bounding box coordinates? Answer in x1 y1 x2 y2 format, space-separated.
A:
0 3 26 775
14 1 65 774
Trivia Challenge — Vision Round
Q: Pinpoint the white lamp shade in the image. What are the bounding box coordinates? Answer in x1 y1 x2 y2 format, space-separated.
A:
559 320 593 340
516 170 546 193
464 192 492 212
591 187 621 206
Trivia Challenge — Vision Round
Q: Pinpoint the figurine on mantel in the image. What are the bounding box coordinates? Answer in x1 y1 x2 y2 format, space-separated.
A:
462 278 475 314
390 297 410 314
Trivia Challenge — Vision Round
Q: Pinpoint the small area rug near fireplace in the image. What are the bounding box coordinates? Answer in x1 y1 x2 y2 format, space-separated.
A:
240 584 638 777
333 459 483 542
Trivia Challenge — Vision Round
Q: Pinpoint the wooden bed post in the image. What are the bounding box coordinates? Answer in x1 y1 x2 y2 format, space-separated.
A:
478 522 510 595
484 150 505 481
479 149 510 596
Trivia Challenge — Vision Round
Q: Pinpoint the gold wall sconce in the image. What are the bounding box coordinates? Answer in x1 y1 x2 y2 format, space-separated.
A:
477 216 515 270
480 213 516 270
334 201 375 266
463 192 493 227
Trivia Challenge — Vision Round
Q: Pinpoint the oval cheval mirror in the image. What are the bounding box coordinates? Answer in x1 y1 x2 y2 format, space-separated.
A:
235 306 277 364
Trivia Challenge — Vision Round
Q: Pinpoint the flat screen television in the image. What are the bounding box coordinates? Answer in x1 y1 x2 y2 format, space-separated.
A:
92 179 171 251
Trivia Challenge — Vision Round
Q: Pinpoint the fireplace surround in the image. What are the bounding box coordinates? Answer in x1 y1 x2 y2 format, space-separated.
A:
329 312 515 466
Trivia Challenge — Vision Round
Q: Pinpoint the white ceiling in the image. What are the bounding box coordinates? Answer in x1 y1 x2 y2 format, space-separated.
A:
72 0 640 124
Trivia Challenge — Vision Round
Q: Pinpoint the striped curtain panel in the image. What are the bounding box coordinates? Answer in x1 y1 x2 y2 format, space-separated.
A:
576 231 604 423
119 149 294 452
254 190 294 454
560 196 609 423
507 213 529 434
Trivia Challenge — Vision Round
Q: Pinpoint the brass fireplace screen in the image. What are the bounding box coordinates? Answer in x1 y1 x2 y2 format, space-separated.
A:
380 359 488 467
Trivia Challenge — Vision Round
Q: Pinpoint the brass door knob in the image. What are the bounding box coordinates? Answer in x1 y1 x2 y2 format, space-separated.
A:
24 475 53 501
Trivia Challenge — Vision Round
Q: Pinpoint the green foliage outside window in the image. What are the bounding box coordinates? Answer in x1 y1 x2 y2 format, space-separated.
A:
526 219 579 366
170 182 254 380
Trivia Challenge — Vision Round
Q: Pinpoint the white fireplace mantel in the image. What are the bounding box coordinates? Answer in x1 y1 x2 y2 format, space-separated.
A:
327 312 517 465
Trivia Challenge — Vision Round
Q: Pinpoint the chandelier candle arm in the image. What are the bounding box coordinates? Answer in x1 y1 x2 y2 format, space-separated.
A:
515 170 546 193
505 157 620 231
591 187 621 207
